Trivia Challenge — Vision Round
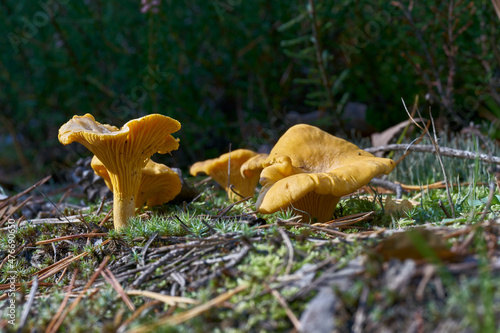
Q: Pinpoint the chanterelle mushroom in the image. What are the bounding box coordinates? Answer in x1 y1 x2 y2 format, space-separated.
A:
256 124 395 223
59 114 180 229
190 149 261 202
240 153 268 179
91 156 182 209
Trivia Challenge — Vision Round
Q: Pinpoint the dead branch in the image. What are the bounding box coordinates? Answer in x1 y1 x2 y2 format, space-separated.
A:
364 144 500 164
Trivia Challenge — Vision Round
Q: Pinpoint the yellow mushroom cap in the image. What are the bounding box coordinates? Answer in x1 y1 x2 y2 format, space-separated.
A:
91 155 113 190
240 153 268 179
189 149 259 202
256 124 395 222
136 160 182 208
59 114 181 229
59 114 180 169
91 156 181 208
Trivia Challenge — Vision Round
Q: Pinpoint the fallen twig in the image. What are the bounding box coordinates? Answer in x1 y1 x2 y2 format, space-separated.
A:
126 285 248 332
125 290 198 306
276 220 347 237
315 211 375 228
139 231 158 267
69 256 110 312
35 233 107 245
45 269 78 333
0 215 88 230
369 178 404 198
18 275 38 329
266 284 302 331
364 144 500 164
189 244 251 289
101 268 136 311
278 228 295 275
130 248 197 288
117 300 162 332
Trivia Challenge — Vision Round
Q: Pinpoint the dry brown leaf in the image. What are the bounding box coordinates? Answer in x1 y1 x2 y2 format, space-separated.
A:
375 228 459 262
370 119 424 155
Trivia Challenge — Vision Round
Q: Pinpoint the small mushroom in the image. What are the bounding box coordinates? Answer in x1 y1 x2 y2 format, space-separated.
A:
58 113 180 229
256 124 395 223
91 156 182 209
190 149 261 202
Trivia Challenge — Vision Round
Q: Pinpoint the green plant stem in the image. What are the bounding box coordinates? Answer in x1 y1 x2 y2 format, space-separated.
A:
307 0 335 112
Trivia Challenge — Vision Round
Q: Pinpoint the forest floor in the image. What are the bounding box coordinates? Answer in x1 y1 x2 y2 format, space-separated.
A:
1 128 500 332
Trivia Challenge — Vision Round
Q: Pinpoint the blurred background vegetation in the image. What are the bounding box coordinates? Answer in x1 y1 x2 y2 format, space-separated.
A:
1 0 499 187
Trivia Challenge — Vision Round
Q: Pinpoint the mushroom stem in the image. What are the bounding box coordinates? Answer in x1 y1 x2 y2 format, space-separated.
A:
108 170 141 230
290 193 340 223
113 193 136 230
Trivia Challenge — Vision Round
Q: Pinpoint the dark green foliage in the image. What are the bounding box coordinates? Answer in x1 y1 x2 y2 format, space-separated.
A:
1 0 499 183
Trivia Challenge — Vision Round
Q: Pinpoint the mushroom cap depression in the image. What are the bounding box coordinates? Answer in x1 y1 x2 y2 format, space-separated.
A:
190 149 260 202
59 113 181 229
91 156 182 208
256 124 395 222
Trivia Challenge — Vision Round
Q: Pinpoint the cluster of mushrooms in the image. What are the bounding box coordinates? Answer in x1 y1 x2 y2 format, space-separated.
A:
58 114 395 230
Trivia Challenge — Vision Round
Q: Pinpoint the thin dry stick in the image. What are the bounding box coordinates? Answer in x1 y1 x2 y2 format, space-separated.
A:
416 265 435 301
394 119 430 166
229 185 246 200
55 267 68 284
0 242 27 271
2 215 86 230
125 290 198 306
0 196 32 228
268 286 303 332
130 248 197 288
36 240 111 282
476 181 497 225
18 275 38 329
126 285 248 333
438 200 452 218
68 256 110 312
117 300 162 332
34 183 77 226
45 269 79 333
315 211 375 228
227 143 232 191
98 208 113 227
0 175 51 211
101 268 136 311
95 196 106 215
277 220 347 237
38 253 87 281
352 285 369 333
215 195 253 218
364 144 500 164
402 99 455 217
54 187 73 215
139 231 158 267
35 233 107 245
398 180 455 191
34 256 74 278
278 228 295 275
428 109 456 218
